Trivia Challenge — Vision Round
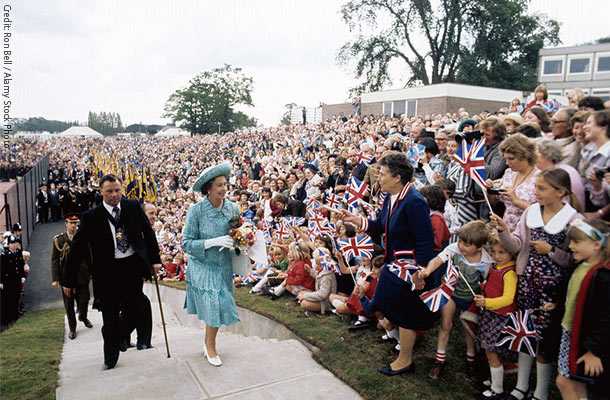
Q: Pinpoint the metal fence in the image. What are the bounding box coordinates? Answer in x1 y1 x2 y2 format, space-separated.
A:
0 156 49 249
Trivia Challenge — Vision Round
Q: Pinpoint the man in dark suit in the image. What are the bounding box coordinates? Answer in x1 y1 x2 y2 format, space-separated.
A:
36 184 49 224
48 183 61 222
62 174 161 370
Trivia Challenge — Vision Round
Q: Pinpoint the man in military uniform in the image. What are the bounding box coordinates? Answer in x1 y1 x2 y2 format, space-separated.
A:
51 214 92 339
0 235 25 329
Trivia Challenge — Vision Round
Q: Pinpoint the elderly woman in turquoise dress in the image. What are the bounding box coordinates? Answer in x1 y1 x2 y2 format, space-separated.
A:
182 161 240 367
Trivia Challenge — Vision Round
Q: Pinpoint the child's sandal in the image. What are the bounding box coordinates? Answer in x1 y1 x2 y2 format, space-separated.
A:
505 387 528 400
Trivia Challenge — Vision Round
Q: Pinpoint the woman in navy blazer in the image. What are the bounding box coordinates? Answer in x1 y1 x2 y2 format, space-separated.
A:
342 151 435 376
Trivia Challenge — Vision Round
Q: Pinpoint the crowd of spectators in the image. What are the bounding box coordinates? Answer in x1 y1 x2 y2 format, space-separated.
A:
0 139 49 181
4 86 610 399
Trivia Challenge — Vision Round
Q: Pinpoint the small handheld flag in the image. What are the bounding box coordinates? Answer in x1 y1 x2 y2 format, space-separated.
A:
496 310 538 357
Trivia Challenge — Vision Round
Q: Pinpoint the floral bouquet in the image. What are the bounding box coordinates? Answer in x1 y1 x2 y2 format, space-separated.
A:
229 216 256 255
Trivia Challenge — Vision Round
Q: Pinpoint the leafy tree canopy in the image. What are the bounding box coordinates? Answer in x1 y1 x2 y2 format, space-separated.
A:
338 0 560 94
162 64 256 134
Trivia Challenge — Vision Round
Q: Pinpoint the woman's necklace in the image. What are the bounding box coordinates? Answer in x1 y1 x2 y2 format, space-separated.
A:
512 166 535 190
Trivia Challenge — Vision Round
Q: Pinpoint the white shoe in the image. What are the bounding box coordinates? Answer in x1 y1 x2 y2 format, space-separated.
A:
204 347 222 367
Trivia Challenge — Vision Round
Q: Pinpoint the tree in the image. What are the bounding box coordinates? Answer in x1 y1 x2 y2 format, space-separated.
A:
162 64 255 134
455 0 560 90
87 111 125 135
14 117 78 132
338 0 560 94
280 103 298 125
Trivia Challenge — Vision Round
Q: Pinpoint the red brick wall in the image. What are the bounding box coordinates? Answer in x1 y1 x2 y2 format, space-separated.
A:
446 97 509 114
321 102 383 120
323 97 509 119
362 102 383 116
321 103 352 120
415 97 449 116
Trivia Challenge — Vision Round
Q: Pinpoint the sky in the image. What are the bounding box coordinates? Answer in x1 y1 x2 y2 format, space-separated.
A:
12 0 610 128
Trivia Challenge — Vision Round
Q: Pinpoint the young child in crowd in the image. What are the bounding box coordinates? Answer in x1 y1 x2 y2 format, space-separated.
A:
173 253 185 281
297 247 338 314
556 219 609 400
268 241 314 299
329 255 382 324
491 169 582 400
249 245 289 293
437 179 461 243
474 234 518 399
158 254 173 280
418 220 493 380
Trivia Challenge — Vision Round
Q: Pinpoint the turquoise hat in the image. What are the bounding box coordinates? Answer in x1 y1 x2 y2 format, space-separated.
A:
191 161 232 193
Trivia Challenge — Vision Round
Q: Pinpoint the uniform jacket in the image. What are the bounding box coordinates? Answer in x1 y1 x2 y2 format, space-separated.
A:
51 232 90 285
0 249 25 286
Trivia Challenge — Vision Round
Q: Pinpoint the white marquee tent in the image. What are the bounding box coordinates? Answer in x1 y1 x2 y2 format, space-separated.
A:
154 127 191 137
58 126 103 138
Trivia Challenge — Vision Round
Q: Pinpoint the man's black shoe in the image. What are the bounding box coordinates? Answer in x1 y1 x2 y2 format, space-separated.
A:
92 298 103 311
80 318 93 328
68 330 77 340
103 359 117 370
103 351 119 370
378 363 415 376
119 339 134 352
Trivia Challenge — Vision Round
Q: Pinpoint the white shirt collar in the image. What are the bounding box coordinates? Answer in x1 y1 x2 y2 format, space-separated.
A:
526 203 577 234
595 141 610 158
103 201 120 214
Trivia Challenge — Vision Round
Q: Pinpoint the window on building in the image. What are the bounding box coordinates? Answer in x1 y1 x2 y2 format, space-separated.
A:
392 100 406 117
383 102 392 116
592 89 610 102
543 59 563 75
407 100 417 116
548 90 563 97
569 58 590 74
597 56 610 72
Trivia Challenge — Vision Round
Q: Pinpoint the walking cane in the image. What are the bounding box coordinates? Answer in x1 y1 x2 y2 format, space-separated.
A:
151 268 171 358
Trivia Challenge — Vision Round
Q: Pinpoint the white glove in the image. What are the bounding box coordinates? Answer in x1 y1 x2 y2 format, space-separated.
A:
204 235 235 251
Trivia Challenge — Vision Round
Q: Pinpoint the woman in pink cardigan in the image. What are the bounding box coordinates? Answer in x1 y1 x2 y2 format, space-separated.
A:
491 169 583 400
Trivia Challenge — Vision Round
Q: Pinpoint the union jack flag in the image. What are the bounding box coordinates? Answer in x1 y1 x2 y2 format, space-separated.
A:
308 211 334 236
282 216 305 227
324 191 342 209
444 258 459 288
337 234 375 260
345 176 369 212
357 152 373 166
496 310 538 357
273 221 292 241
386 258 422 290
317 252 341 274
453 138 487 189
420 283 454 313
305 197 322 213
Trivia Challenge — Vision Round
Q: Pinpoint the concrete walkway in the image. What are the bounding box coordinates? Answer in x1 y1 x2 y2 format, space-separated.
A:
23 221 64 311
56 284 362 400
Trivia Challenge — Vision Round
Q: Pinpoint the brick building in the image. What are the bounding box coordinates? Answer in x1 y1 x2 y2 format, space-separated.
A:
321 83 522 120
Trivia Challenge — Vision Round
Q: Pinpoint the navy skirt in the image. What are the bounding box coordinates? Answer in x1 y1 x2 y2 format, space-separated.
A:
364 266 435 330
